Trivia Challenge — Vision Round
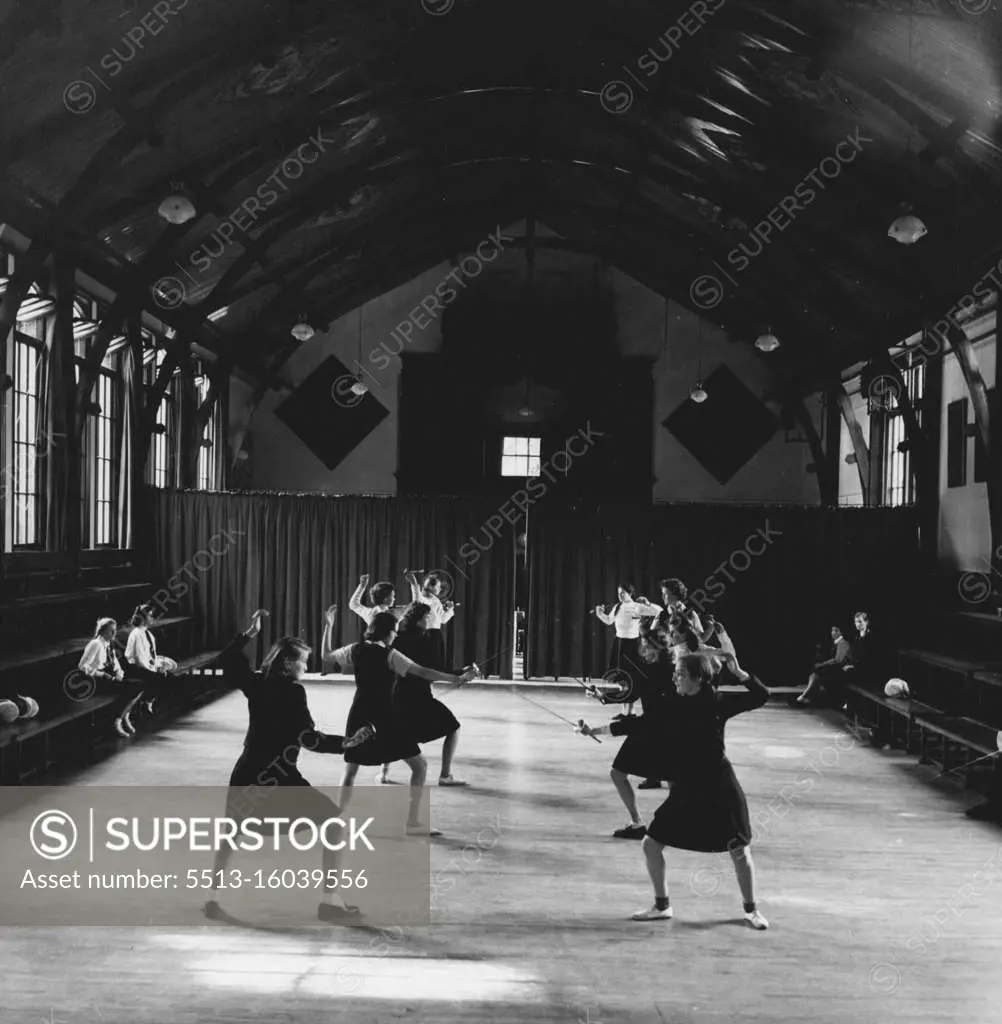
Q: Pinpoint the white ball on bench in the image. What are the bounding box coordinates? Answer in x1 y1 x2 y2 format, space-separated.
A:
884 678 910 698
0 700 19 724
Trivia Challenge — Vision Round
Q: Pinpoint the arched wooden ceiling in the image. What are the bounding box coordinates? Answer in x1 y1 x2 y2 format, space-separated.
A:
1 0 1001 393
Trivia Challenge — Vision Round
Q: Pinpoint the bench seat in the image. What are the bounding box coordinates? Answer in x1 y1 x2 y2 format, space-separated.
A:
0 616 191 673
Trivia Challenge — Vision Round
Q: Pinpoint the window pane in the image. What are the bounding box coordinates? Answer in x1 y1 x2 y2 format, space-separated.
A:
528 438 541 456
527 456 541 477
947 399 968 488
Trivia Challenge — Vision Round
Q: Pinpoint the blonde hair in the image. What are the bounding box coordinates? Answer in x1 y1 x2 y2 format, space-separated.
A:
95 617 116 637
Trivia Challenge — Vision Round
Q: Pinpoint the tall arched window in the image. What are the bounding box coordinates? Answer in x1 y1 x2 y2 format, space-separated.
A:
3 279 53 549
194 373 219 490
77 293 126 548
145 344 178 488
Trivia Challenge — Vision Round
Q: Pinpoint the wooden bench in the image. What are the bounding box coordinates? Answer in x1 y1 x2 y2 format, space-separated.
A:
896 649 1002 718
0 647 228 783
910 712 999 781
0 615 190 673
0 581 155 645
844 683 941 751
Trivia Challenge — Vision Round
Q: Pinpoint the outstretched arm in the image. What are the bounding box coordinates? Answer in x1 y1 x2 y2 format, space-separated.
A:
390 648 475 686
348 575 370 620
594 605 614 625
323 643 356 676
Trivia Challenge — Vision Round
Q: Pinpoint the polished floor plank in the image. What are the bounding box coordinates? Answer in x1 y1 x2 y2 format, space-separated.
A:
2 682 1000 1024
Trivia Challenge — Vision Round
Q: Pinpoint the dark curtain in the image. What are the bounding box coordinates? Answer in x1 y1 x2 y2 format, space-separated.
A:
526 499 657 679
526 501 921 680
140 489 516 675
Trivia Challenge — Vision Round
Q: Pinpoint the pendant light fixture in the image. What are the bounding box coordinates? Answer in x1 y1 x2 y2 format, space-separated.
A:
291 313 314 341
157 183 197 225
517 374 533 417
349 305 368 396
888 22 927 247
888 211 927 245
690 312 708 403
755 329 780 352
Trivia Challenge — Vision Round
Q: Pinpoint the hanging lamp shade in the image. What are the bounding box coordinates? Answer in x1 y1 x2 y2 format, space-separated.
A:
291 320 314 341
349 378 368 396
690 384 708 404
888 214 926 245
755 332 780 352
158 194 197 224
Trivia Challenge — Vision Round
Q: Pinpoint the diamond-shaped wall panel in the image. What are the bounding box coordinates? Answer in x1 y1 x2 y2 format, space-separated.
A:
275 355 389 471
662 364 778 485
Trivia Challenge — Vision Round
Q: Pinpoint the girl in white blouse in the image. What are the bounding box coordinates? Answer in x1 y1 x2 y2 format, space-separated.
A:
348 574 403 627
594 584 662 683
78 617 138 738
125 604 178 675
405 570 455 670
124 604 179 718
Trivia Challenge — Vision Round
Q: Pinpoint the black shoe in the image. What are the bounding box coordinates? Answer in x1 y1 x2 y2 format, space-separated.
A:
203 900 222 920
318 902 362 923
612 824 647 839
638 779 662 789
965 803 1002 823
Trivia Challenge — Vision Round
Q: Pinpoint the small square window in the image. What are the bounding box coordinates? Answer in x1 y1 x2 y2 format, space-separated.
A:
500 436 541 477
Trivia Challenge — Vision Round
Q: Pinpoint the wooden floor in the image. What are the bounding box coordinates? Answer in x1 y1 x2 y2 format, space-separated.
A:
3 681 1001 1024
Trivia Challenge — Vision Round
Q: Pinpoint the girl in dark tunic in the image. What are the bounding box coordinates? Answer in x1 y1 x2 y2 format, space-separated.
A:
376 602 468 787
578 650 770 930
592 608 697 836
326 611 477 836
204 610 373 924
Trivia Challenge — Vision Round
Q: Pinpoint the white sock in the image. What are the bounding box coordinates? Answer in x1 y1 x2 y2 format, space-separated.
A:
324 889 346 908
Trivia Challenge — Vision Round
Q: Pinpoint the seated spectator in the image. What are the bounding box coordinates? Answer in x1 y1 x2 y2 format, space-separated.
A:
124 603 179 716
795 626 852 706
79 618 141 739
842 610 885 685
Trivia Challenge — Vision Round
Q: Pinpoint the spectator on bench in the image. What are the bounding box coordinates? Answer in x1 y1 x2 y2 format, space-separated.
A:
795 625 852 706
125 603 179 716
79 618 142 739
843 610 884 680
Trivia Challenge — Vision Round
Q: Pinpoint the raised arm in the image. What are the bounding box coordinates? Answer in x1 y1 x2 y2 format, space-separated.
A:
348 575 370 620
404 570 422 603
216 609 268 677
594 604 614 625
634 599 661 618
439 599 456 625
321 604 338 663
